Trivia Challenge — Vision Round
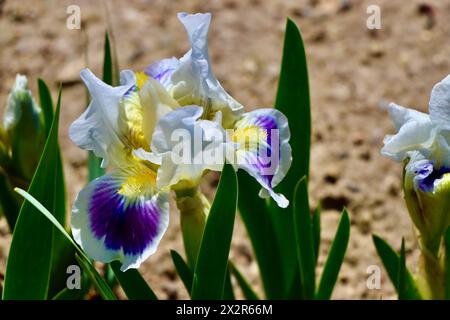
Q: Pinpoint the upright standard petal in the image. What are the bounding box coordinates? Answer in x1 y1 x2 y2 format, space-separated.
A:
429 74 450 126
71 165 169 271
229 108 291 208
144 106 228 188
69 68 136 168
138 77 179 144
147 13 244 128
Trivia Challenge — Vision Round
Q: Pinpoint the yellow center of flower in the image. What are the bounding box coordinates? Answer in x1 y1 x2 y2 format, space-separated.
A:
118 167 157 199
231 125 268 151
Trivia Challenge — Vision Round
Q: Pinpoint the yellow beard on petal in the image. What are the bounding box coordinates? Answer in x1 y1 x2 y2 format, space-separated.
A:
231 124 268 152
117 166 157 199
120 90 150 154
135 72 149 90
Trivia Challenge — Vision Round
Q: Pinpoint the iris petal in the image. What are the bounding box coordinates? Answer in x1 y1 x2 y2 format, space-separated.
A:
230 108 291 208
145 106 227 188
381 103 435 162
71 166 169 271
429 74 450 126
69 68 136 168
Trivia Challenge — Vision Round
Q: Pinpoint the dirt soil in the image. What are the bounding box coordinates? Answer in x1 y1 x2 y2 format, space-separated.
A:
1 0 449 300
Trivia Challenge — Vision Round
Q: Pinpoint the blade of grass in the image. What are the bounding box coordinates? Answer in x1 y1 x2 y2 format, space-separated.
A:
37 79 54 138
293 176 315 299
38 79 73 298
223 266 236 300
191 164 238 299
316 209 350 300
110 261 157 300
14 188 117 300
237 171 284 299
270 18 311 294
171 250 193 294
372 235 422 299
3 91 63 299
398 238 407 300
229 262 260 300
75 254 116 300
312 204 321 267
445 227 450 300
0 168 20 231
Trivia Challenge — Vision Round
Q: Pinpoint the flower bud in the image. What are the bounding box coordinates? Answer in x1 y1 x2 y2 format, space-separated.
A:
3 74 44 180
403 156 450 254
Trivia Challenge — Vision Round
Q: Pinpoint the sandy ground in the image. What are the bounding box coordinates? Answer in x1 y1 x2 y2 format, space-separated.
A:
1 0 449 299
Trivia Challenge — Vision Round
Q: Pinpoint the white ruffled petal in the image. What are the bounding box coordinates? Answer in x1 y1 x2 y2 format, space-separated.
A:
381 111 434 162
150 105 228 188
69 68 136 168
71 165 169 271
157 13 244 128
429 74 450 126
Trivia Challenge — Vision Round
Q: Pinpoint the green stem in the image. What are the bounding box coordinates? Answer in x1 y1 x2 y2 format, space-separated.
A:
417 239 444 300
175 186 211 269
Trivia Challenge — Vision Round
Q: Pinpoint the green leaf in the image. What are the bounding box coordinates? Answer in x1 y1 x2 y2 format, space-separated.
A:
37 79 54 138
312 204 321 267
88 152 104 181
103 32 114 86
293 176 315 299
316 209 350 300
3 90 63 300
229 262 260 300
270 17 311 294
52 273 90 300
13 188 117 300
191 164 237 299
37 80 72 298
444 227 450 300
171 250 193 295
104 264 118 290
110 261 157 300
398 238 407 300
52 288 83 300
223 267 236 300
0 168 20 231
75 254 116 300
372 235 422 300
237 171 284 299
275 19 310 199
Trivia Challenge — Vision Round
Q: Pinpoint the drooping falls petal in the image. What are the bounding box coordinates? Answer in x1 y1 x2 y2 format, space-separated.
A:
71 165 169 271
146 12 244 128
229 108 292 208
137 106 228 189
69 68 137 168
381 102 435 162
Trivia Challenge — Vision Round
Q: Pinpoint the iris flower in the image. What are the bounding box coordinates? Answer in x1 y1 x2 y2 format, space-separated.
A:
69 12 292 271
382 74 450 250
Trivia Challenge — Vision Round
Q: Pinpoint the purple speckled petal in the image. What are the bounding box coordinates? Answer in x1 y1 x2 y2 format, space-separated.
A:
71 167 169 271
